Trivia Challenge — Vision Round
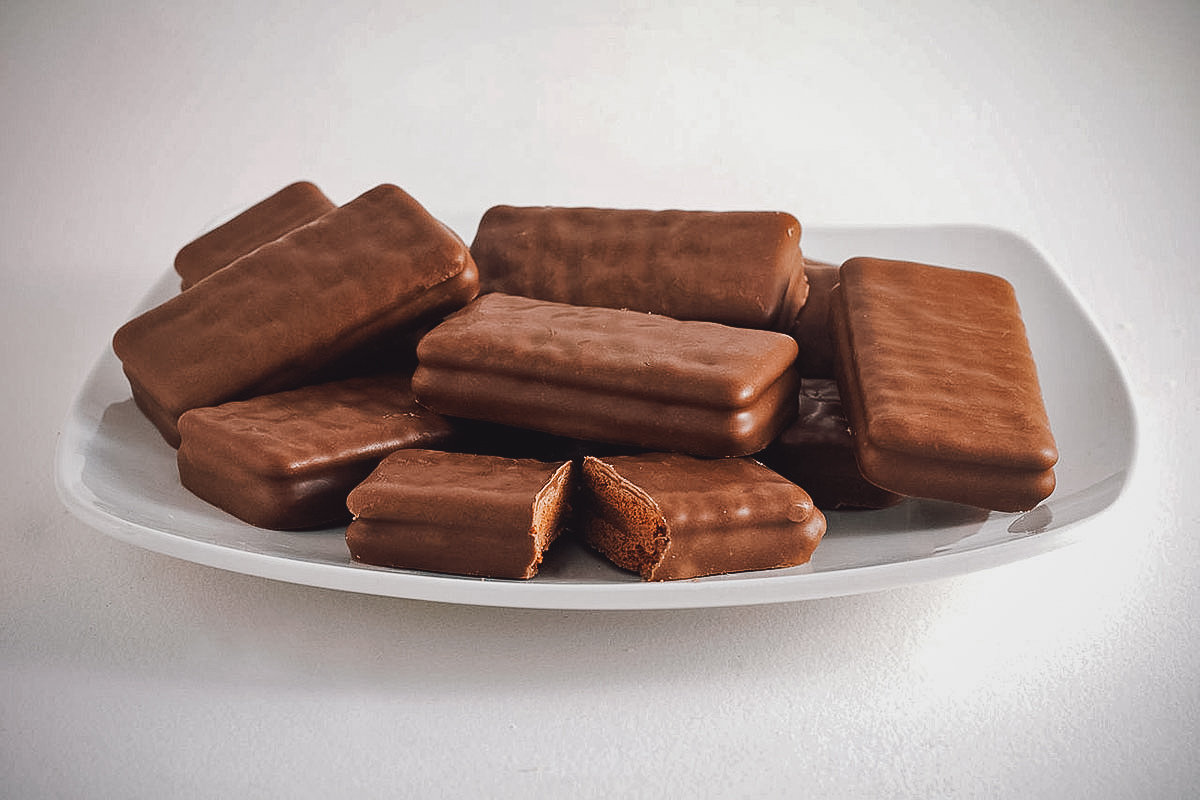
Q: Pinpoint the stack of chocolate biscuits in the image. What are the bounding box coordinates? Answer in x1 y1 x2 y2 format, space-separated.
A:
111 181 1057 582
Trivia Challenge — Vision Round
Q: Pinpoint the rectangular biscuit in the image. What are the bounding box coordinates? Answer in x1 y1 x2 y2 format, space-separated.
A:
113 184 479 447
830 257 1058 511
578 453 826 581
345 450 574 579
174 181 336 290
470 205 809 331
177 373 457 530
412 293 800 457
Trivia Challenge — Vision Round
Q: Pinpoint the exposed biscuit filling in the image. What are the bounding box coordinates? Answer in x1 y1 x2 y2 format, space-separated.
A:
526 461 575 576
579 457 669 580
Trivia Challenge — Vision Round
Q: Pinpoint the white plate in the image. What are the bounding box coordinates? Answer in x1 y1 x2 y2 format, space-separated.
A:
54 225 1138 610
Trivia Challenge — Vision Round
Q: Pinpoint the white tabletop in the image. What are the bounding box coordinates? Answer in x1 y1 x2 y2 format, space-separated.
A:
3 2 1197 797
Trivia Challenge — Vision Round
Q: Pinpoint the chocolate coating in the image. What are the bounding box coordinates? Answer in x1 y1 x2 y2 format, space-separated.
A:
413 293 800 457
470 205 809 331
346 450 574 579
175 181 335 290
788 259 841 378
113 184 479 447
758 379 904 510
831 257 1058 511
578 453 826 581
176 373 457 530
442 417 649 462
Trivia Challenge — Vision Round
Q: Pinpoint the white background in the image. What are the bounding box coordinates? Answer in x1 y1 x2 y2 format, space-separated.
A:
3 1 1197 797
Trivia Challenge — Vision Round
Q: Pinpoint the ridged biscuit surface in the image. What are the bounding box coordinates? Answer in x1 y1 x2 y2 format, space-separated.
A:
471 205 808 331
832 257 1057 511
414 293 800 456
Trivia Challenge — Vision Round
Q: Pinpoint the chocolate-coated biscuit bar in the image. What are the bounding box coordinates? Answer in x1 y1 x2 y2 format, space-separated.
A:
345 450 574 579
758 379 903 510
177 373 457 530
113 184 479 447
578 453 826 581
470 205 809 331
412 293 800 457
787 259 840 378
830 257 1058 511
175 181 335 290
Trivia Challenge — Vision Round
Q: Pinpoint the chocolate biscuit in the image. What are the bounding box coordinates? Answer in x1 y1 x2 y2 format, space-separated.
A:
177 373 457 530
470 205 809 331
830 257 1058 511
346 450 574 580
577 453 826 581
412 293 800 457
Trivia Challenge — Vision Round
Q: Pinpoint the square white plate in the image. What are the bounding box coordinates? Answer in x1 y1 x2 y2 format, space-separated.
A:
54 225 1137 609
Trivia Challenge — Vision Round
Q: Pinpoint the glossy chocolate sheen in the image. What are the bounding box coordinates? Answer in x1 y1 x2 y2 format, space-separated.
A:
113 184 479 447
346 450 574 579
442 416 649 462
788 259 841 378
177 373 457 530
578 453 826 581
175 181 335 290
831 257 1058 511
413 293 800 457
470 205 809 331
758 379 904 510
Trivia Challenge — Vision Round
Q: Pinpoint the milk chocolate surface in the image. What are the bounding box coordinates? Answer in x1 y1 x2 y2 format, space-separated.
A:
831 257 1058 511
113 183 479 447
788 259 841 378
758 379 903 510
176 373 456 530
413 293 800 457
470 205 809 331
175 181 335 290
443 417 649 463
578 453 826 581
346 450 574 579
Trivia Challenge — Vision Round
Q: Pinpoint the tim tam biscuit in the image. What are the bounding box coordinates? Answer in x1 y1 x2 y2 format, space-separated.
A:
577 453 826 581
830 257 1057 511
346 450 574 580
177 373 456 530
470 205 809 331
412 293 800 457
